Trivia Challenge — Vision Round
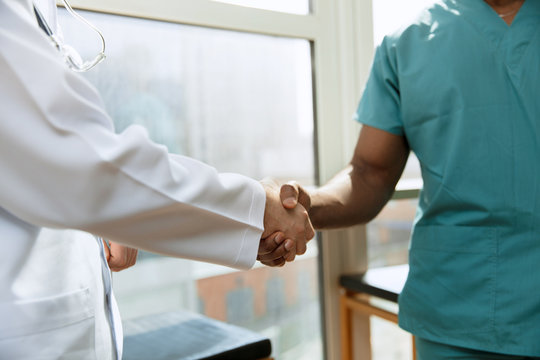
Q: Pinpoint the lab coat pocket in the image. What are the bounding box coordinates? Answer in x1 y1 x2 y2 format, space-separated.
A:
399 225 497 337
0 287 96 360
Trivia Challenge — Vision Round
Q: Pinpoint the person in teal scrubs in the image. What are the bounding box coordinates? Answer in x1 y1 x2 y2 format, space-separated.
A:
280 0 540 358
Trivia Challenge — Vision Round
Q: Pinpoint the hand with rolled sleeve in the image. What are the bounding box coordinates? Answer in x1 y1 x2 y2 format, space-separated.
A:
255 179 315 267
102 239 138 272
257 232 292 267
98 180 316 271
100 177 315 270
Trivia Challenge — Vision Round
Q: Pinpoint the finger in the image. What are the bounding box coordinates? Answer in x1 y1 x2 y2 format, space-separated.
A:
132 249 138 264
127 248 138 267
280 183 299 209
305 215 316 241
295 237 307 256
285 250 296 262
282 181 312 211
292 209 312 256
257 240 291 261
107 242 125 271
108 242 138 272
258 232 285 255
284 239 297 261
260 257 287 267
131 247 138 260
296 215 315 256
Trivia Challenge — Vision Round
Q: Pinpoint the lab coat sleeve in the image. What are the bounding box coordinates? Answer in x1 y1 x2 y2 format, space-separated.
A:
0 0 265 269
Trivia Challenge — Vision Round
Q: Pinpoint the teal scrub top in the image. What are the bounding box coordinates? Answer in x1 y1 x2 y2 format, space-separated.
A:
356 0 540 356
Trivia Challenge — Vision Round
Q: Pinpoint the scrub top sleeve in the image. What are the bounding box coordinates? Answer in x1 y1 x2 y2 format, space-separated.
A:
355 39 404 136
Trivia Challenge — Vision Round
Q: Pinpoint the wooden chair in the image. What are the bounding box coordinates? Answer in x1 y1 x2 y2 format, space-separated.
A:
123 311 273 360
339 264 414 360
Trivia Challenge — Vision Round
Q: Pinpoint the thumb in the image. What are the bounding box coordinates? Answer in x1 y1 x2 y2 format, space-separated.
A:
280 183 299 209
296 185 311 211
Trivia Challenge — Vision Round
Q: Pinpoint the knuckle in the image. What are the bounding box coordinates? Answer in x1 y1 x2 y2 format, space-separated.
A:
294 223 304 235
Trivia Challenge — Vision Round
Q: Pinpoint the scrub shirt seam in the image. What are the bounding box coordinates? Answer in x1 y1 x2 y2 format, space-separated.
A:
511 25 540 78
492 227 500 347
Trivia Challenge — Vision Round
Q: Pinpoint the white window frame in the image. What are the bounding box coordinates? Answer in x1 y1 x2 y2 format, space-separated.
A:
63 0 420 358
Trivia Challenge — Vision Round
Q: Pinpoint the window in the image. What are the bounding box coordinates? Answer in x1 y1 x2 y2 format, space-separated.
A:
59 7 321 360
212 0 310 15
372 0 437 45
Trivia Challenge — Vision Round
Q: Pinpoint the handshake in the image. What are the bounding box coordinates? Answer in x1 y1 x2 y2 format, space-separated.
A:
257 179 313 267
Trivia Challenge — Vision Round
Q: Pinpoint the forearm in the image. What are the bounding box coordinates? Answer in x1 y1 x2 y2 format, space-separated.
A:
308 164 395 230
307 124 409 230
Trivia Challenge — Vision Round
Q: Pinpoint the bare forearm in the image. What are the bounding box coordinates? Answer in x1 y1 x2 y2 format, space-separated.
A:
308 164 395 229
280 126 408 231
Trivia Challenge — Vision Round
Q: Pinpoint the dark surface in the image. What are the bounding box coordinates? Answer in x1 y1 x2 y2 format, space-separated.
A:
123 311 272 360
339 264 409 303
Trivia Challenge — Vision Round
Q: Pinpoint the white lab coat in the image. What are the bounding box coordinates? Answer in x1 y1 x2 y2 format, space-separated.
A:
0 0 266 358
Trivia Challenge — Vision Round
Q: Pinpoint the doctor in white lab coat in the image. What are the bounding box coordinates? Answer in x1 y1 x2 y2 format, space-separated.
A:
0 0 314 359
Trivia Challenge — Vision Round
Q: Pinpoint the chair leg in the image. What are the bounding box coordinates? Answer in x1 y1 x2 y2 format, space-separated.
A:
340 291 353 360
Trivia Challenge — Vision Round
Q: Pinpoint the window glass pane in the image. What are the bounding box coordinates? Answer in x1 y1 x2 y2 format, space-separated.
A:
212 0 310 15
58 10 321 360
367 198 417 268
372 0 437 46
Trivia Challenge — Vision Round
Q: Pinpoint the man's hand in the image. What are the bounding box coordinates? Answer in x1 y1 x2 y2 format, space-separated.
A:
257 232 295 267
280 181 311 211
103 239 138 272
279 125 410 230
260 179 314 264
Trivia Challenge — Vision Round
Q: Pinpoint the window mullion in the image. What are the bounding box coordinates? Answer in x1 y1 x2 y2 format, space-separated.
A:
312 0 375 359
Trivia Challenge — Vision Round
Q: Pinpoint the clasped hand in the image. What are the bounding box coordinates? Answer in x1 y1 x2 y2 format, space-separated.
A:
102 239 138 272
102 180 312 270
257 179 313 267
